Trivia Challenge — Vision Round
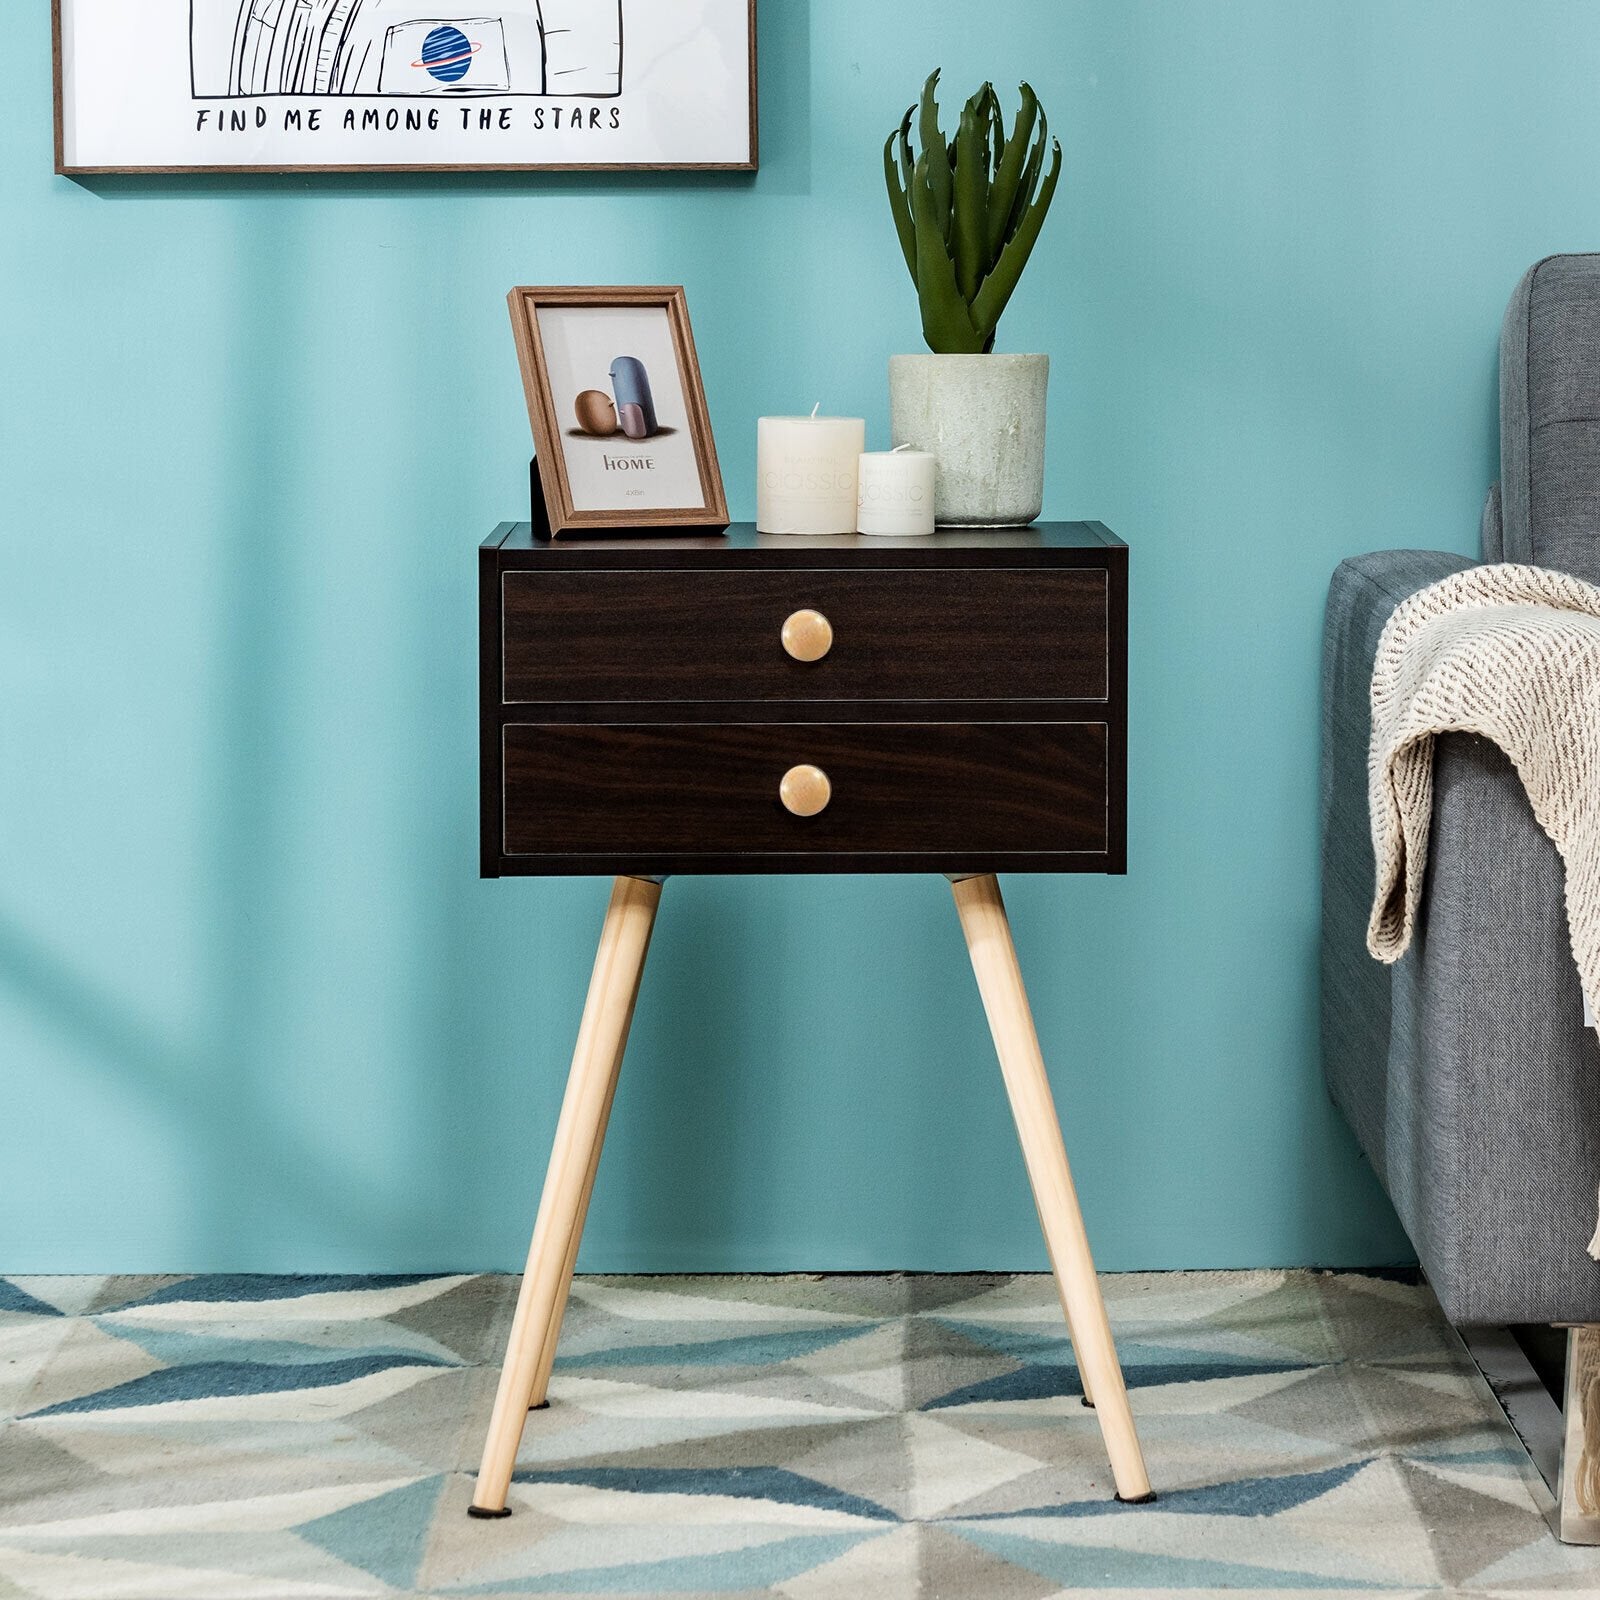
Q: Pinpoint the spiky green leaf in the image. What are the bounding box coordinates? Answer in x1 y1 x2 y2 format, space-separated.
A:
884 123 918 286
897 107 915 192
1006 104 1049 244
971 137 1062 345
917 70 953 243
951 88 991 301
987 82 1039 259
911 152 983 352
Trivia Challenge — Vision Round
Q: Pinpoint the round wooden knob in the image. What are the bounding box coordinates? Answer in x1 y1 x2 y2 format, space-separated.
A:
779 764 832 817
781 609 833 663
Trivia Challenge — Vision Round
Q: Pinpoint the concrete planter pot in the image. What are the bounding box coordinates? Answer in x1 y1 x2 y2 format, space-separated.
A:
888 353 1048 527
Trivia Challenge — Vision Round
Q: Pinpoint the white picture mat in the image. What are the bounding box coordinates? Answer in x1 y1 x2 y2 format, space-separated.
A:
58 1 753 170
537 305 709 513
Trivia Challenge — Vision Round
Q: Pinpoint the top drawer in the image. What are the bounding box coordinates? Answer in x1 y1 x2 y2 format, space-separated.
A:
501 569 1108 703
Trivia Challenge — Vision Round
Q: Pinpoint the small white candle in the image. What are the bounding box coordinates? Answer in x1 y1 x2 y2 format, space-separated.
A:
757 408 867 535
857 445 937 536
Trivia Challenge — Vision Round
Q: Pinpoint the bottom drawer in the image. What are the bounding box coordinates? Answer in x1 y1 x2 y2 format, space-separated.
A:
501 722 1108 862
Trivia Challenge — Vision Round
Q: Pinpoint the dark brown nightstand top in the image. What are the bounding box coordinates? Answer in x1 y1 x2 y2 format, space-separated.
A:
484 520 1125 568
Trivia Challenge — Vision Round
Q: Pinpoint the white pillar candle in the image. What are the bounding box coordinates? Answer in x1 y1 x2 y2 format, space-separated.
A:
756 411 867 535
857 445 938 536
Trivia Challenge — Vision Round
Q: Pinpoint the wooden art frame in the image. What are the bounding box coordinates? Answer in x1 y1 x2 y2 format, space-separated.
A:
508 285 729 539
53 0 757 175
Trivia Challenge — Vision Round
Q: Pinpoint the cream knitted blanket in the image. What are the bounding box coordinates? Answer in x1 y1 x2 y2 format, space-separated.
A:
1367 562 1600 1255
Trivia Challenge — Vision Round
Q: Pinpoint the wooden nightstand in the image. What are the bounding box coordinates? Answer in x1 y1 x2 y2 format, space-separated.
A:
469 521 1151 1514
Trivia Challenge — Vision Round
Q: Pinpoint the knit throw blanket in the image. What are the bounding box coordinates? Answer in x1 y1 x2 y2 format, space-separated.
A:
1367 562 1600 1256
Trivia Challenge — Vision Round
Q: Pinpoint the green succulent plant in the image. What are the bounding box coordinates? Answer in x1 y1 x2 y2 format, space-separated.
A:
885 71 1063 355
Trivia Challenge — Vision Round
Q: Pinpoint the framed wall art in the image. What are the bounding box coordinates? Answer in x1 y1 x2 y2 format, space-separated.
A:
53 1 757 174
509 286 729 539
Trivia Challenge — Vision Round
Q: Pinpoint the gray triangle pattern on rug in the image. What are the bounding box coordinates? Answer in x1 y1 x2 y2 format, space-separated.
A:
0 1270 1582 1596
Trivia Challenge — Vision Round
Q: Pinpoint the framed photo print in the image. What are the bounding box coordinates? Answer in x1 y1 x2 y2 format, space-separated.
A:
53 0 756 174
509 286 729 539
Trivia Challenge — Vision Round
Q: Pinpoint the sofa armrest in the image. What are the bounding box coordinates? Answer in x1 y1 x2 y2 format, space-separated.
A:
1320 552 1476 1210
1322 548 1600 1323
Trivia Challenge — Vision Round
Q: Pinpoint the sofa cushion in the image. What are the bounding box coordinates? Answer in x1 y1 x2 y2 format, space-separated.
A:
1321 551 1476 1213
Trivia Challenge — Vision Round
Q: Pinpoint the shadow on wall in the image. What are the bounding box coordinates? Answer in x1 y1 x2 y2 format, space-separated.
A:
0 908 403 1249
2 5 816 1267
0 208 405 1257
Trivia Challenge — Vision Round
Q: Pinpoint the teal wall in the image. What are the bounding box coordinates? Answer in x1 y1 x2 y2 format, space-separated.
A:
6 2 1599 1273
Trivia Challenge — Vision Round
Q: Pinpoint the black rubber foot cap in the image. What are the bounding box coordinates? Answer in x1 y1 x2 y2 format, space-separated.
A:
1080 1396 1096 1409
467 1505 513 1520
1115 1491 1158 1505
528 1400 550 1411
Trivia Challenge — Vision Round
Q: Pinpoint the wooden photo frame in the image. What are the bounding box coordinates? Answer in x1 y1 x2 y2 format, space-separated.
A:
53 0 756 175
509 286 729 539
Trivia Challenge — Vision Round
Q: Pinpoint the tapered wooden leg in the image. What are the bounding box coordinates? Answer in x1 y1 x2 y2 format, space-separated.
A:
526 1082 613 1410
950 873 1152 1502
1025 1189 1094 1407
470 875 662 1518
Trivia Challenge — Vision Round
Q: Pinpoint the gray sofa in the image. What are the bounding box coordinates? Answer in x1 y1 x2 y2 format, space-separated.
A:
1321 254 1600 1328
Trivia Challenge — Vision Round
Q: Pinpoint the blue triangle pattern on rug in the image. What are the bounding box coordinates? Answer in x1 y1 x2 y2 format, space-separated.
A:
555 1323 877 1371
512 1465 898 1522
445 1532 880 1595
957 1459 1373 1521
936 1321 1319 1372
938 1322 1317 1374
96 1321 463 1371
921 1362 1086 1408
952 1529 1392 1591
923 1351 1313 1409
29 1351 452 1415
928 1319 1078 1361
296 1475 445 1591
0 1279 65 1317
118 1273 447 1308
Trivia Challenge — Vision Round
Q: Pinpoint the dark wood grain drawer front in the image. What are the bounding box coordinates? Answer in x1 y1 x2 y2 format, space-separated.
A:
502 722 1107 858
502 570 1107 704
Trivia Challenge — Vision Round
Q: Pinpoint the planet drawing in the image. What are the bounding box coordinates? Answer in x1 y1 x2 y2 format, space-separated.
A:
412 25 481 84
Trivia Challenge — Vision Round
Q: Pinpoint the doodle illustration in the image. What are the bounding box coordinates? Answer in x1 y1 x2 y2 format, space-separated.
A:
609 356 657 439
571 357 660 440
192 0 624 97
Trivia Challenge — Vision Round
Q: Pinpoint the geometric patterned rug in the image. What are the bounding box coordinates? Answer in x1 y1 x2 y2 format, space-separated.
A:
2 1269 1596 1597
